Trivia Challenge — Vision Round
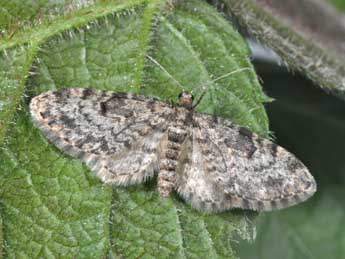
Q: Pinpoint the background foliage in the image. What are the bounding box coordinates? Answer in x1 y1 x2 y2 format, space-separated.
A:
328 0 345 11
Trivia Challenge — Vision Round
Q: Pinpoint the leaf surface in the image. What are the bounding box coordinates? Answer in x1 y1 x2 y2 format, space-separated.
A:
0 1 269 258
217 0 345 99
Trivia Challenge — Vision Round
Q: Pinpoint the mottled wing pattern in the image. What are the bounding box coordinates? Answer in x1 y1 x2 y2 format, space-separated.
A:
30 88 174 185
176 113 316 212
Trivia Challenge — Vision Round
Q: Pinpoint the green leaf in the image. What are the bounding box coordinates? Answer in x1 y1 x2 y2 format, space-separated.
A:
0 212 3 259
217 0 345 100
0 44 39 142
328 0 345 11
0 0 269 258
0 0 80 29
110 186 255 258
235 62 345 259
0 112 112 259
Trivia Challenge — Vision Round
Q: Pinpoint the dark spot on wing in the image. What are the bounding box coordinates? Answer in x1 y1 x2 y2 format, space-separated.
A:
124 140 132 148
288 157 306 171
53 88 69 103
224 138 232 147
113 92 129 99
52 89 63 99
100 102 107 115
99 141 109 153
81 88 94 99
108 96 126 108
122 109 134 118
168 129 187 143
238 127 257 158
270 143 278 157
75 134 98 149
205 117 216 128
47 120 57 127
265 175 286 191
146 100 155 112
100 97 134 118
304 181 312 190
40 110 51 119
225 129 257 158
239 127 253 139
243 142 257 158
256 137 264 145
59 115 77 128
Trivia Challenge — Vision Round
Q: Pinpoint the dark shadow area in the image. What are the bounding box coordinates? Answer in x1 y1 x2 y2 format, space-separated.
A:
256 60 345 186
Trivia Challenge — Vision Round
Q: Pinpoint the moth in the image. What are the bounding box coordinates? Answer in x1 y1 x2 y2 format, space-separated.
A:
30 87 316 212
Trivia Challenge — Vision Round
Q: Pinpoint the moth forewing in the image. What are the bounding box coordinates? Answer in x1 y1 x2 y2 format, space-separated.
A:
30 87 316 212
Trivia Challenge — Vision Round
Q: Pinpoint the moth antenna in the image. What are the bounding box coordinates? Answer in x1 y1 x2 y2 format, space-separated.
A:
145 54 184 90
192 90 206 109
192 67 250 108
211 67 250 83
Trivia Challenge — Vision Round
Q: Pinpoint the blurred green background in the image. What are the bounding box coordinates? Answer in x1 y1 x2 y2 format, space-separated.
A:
328 0 345 11
235 58 345 259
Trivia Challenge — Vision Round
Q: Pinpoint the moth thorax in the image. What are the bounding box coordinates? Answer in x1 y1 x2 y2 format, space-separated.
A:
178 91 193 108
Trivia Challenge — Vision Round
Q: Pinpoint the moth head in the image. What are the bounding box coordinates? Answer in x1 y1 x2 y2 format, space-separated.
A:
178 91 194 108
